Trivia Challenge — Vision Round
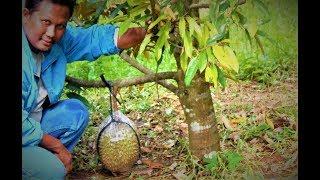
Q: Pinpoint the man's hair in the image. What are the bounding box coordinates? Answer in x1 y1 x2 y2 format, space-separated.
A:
24 0 76 17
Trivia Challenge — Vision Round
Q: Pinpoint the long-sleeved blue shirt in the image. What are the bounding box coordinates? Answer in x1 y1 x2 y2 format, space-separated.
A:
22 24 120 147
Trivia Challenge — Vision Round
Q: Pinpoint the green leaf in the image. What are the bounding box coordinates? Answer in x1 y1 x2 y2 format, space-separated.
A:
225 151 243 171
204 21 218 33
253 0 270 16
138 33 152 55
106 15 127 24
118 17 132 36
224 46 239 73
217 66 226 89
179 17 186 39
208 2 218 23
108 4 127 18
204 152 219 170
200 24 211 48
91 0 108 21
254 34 265 55
256 30 275 43
219 0 230 13
180 50 188 72
129 3 149 18
66 92 91 108
186 16 202 37
244 29 252 47
206 48 216 64
244 123 271 140
154 44 163 62
214 14 225 30
247 19 258 38
186 17 194 36
212 45 239 73
127 0 148 6
205 65 218 87
147 14 166 31
154 22 171 61
184 57 199 86
183 32 193 58
171 0 185 16
207 32 226 46
198 51 207 73
235 11 247 25
258 18 271 26
179 17 193 58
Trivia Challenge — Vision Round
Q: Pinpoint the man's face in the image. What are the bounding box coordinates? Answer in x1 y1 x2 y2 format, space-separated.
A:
22 0 70 52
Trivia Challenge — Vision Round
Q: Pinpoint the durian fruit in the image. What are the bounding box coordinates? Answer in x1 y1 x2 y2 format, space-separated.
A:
98 121 140 173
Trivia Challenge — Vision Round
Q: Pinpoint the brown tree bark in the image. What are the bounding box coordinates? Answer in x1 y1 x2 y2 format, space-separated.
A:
173 55 220 158
177 73 220 158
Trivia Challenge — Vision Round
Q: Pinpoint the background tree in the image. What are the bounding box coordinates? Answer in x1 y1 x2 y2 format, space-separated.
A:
67 0 271 159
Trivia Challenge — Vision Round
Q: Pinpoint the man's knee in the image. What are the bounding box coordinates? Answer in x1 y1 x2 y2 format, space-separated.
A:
22 146 66 180
68 99 89 129
60 98 89 130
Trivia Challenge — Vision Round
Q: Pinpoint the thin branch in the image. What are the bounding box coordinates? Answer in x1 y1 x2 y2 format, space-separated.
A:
66 71 177 88
189 0 246 10
189 3 210 9
120 52 154 74
150 0 157 20
119 52 179 93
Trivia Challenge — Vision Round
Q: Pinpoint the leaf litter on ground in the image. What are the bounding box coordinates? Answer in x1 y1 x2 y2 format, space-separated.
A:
69 77 297 179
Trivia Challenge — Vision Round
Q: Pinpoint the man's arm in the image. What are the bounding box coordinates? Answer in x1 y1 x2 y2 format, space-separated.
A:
40 134 73 173
59 24 146 63
59 24 121 62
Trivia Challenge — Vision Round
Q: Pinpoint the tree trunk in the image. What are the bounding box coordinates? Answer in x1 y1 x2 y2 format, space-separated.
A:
177 72 221 158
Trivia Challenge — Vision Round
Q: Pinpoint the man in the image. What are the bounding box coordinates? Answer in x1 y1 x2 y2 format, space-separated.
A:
22 0 146 179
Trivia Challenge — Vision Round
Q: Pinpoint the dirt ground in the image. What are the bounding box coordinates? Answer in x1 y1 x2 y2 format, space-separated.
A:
67 76 298 179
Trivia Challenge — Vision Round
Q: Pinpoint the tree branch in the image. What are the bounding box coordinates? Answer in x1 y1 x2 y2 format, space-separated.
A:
66 71 178 88
189 0 246 9
189 3 210 9
119 52 179 93
150 0 157 20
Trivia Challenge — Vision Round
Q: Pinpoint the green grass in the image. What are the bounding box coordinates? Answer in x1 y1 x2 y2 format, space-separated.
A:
230 0 297 85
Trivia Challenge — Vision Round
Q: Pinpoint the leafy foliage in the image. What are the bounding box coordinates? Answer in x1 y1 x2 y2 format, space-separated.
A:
71 0 272 88
203 150 243 176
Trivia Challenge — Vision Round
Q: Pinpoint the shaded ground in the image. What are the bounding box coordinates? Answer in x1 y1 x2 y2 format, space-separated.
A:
67 76 298 179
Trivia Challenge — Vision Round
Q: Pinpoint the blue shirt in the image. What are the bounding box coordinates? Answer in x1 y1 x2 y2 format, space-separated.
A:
22 24 120 147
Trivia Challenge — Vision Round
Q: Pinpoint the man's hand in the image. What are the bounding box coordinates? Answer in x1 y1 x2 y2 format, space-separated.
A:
54 146 73 173
40 134 73 173
117 27 147 49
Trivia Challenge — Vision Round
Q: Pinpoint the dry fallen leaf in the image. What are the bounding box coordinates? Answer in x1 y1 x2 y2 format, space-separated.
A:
221 116 234 131
229 131 240 142
249 138 259 144
263 134 274 144
169 162 178 171
133 168 153 176
179 123 188 136
265 117 274 129
163 139 176 149
230 116 246 125
141 158 163 169
154 125 163 133
274 117 290 128
173 170 189 180
141 146 152 153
